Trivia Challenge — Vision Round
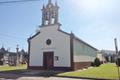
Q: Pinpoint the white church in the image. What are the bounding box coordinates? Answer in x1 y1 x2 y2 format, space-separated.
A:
28 0 98 71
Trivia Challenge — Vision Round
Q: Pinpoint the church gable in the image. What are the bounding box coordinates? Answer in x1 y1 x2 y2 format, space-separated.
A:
29 24 70 42
29 23 71 68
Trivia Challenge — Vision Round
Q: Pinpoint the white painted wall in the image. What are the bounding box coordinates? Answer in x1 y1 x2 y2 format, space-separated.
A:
74 55 95 62
29 24 71 67
97 51 105 62
73 38 97 62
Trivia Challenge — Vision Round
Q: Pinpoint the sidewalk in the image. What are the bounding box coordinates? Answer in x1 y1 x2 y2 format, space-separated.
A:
0 70 89 80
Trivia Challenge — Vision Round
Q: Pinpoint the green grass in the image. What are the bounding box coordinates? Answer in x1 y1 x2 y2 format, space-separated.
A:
0 64 27 72
58 63 120 80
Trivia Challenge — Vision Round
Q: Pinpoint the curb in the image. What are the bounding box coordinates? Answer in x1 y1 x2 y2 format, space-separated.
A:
55 76 116 80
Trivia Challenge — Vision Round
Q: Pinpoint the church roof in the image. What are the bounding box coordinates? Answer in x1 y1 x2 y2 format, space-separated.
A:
59 29 98 51
28 27 98 51
0 47 7 53
74 36 98 51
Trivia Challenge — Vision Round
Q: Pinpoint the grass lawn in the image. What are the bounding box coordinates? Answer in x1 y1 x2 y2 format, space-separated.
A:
58 63 120 80
0 64 27 72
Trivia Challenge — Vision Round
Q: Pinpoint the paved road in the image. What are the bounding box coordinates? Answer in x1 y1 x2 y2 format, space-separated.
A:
0 70 90 80
12 77 89 80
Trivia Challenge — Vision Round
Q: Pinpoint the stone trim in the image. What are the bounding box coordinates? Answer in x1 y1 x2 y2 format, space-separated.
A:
28 61 92 71
53 67 72 71
28 66 45 70
28 66 72 71
74 62 92 70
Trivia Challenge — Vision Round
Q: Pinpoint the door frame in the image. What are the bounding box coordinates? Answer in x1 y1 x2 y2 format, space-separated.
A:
43 52 54 69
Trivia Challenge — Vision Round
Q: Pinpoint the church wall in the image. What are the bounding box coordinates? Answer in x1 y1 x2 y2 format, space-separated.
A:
73 38 97 62
29 34 43 66
74 55 95 62
73 39 97 70
29 25 71 68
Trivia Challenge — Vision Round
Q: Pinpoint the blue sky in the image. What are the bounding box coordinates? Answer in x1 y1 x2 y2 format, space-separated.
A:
0 0 120 52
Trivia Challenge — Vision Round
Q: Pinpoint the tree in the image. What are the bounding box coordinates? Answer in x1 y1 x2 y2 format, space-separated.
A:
94 58 101 67
105 56 109 62
91 62 94 66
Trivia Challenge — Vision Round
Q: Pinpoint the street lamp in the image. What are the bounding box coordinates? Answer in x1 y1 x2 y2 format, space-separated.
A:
114 38 120 80
16 44 19 66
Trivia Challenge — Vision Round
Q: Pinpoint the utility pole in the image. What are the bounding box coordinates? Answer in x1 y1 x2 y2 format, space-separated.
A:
16 44 19 66
114 38 120 80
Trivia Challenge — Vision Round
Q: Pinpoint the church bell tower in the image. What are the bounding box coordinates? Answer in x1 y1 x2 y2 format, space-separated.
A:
41 0 59 26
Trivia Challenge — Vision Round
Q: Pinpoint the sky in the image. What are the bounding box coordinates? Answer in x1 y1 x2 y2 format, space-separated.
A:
0 0 120 52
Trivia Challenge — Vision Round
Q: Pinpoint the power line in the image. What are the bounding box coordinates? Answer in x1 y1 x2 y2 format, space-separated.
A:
0 0 40 4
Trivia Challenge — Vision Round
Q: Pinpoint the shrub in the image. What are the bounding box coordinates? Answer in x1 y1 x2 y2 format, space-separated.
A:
0 61 3 65
91 62 94 66
116 58 120 66
94 58 101 67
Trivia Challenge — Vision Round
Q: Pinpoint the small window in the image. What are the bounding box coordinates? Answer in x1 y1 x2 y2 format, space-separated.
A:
46 39 51 45
54 56 59 61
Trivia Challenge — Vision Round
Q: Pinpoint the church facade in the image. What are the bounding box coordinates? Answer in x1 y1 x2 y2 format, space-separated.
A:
28 0 98 71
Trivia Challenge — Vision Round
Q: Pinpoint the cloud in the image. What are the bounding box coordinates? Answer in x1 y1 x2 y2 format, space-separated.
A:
68 0 120 21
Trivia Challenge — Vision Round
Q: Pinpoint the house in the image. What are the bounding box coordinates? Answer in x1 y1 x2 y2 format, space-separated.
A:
97 51 106 63
8 52 17 66
8 50 28 66
0 47 28 66
28 0 98 71
101 50 116 63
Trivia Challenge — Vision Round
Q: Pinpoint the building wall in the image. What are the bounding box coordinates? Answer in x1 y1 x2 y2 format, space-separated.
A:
29 24 71 67
97 51 105 62
73 39 97 69
73 39 97 62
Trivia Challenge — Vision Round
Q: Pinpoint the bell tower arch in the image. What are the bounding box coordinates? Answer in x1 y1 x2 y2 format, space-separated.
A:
41 0 59 26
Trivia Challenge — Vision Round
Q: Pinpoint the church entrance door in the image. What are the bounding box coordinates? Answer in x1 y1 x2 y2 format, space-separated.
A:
43 52 54 70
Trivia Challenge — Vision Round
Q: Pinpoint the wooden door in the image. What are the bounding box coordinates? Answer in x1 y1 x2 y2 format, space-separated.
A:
43 52 54 69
